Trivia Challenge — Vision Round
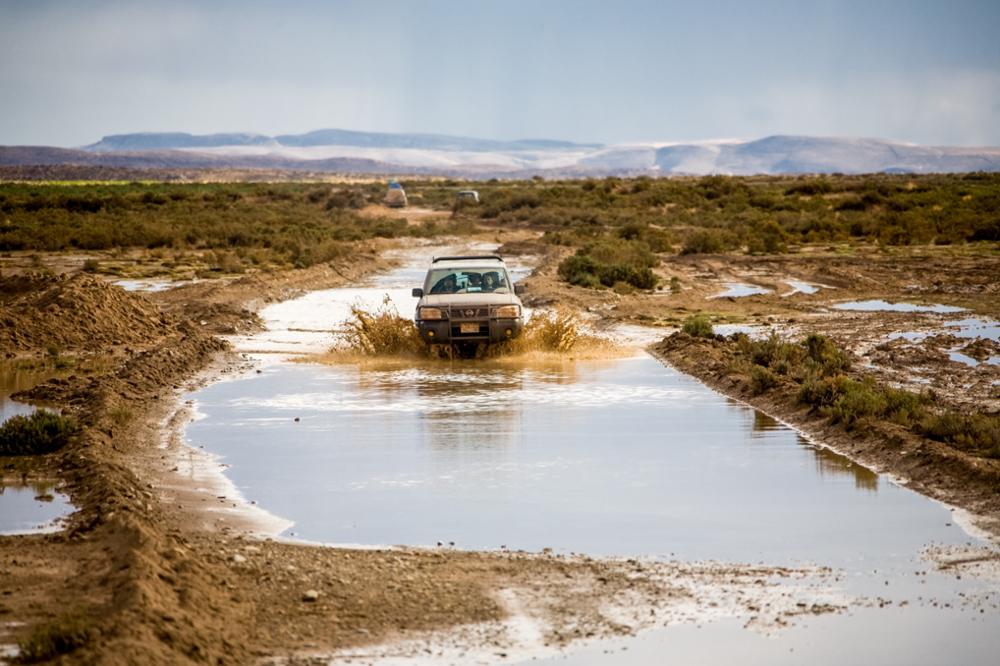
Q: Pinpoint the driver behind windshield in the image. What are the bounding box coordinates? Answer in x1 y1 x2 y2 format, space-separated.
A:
430 273 458 294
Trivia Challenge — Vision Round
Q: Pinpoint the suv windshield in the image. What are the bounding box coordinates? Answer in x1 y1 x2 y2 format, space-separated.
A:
426 268 511 294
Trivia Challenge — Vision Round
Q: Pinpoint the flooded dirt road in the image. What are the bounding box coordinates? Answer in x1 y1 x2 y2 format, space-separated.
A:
181 248 1000 664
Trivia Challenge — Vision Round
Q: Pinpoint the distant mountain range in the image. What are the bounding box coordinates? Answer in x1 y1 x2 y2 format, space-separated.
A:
2 129 998 177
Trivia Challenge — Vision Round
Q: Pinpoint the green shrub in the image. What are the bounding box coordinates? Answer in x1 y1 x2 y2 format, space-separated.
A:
557 237 659 290
747 332 802 369
0 411 78 456
883 388 926 426
797 373 849 408
682 314 714 338
785 179 833 196
681 230 726 255
324 189 366 210
746 219 789 254
918 413 1000 455
804 334 850 375
826 379 886 429
750 366 779 394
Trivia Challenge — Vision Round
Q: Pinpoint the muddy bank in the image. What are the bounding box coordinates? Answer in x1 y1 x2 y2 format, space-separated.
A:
0 243 398 662
649 332 1000 540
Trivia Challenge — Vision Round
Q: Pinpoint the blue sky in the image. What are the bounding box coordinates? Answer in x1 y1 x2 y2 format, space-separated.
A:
1 0 998 146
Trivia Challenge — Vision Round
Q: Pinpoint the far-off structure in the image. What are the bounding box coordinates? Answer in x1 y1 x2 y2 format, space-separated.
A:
384 180 407 208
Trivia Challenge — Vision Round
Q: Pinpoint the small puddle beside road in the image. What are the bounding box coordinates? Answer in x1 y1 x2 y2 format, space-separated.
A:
709 282 771 299
0 480 72 535
113 278 185 292
0 362 75 534
180 246 1000 664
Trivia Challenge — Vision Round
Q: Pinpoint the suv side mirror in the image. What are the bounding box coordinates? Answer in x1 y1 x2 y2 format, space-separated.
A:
411 288 424 298
514 284 525 296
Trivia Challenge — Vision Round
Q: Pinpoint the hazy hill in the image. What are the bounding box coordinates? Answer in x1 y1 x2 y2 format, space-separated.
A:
87 129 599 154
2 129 997 177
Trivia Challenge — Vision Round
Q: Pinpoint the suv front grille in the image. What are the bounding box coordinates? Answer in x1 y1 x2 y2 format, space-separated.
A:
447 306 490 319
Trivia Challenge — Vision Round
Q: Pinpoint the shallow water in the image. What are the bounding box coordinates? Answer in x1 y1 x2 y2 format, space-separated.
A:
0 481 72 535
782 279 823 296
0 363 50 423
710 282 771 298
949 350 1000 367
113 278 184 292
945 317 1000 343
833 299 965 314
183 252 1000 663
538 607 999 666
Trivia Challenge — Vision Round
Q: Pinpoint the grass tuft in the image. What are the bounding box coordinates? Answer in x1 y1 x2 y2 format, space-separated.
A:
17 610 92 662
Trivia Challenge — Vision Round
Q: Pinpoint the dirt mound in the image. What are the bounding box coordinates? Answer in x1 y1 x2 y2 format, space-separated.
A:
0 273 173 353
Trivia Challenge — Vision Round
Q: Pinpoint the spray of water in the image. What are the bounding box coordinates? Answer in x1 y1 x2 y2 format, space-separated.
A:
340 295 423 357
322 298 622 365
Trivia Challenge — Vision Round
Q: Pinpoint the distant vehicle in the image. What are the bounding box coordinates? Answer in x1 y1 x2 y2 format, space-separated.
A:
411 255 525 355
456 190 480 204
384 180 407 208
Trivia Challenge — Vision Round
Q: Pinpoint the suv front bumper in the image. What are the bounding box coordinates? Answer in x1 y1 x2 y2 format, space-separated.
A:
416 317 523 344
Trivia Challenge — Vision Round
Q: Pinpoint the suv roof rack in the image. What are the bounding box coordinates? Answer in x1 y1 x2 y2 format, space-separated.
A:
431 255 503 263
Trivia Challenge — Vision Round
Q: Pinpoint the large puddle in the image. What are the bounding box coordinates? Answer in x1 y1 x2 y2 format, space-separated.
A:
182 248 1000 663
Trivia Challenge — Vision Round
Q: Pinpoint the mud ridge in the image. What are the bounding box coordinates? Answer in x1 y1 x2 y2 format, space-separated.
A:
649 333 1000 541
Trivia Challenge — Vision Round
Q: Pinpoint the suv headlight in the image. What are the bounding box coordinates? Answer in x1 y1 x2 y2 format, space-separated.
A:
494 305 521 319
418 307 444 320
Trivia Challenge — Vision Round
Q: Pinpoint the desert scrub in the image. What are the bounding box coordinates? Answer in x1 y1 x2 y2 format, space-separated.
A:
680 228 743 255
17 609 93 661
733 333 1000 456
749 365 779 395
825 378 888 429
0 410 77 455
918 412 1000 457
557 237 659 290
681 314 714 338
0 182 456 268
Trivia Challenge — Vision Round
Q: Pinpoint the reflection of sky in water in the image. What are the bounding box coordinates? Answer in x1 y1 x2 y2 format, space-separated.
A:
537 607 1000 666
782 279 822 295
944 317 1000 343
0 482 72 535
187 356 975 575
885 317 1000 367
710 282 771 298
834 299 965 313
113 278 188 292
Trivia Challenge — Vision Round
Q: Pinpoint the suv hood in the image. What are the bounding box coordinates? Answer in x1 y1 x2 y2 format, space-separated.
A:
420 292 520 307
